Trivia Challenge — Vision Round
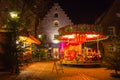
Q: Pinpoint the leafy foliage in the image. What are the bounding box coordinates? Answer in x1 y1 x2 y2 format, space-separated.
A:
103 46 120 75
17 40 30 64
32 44 40 58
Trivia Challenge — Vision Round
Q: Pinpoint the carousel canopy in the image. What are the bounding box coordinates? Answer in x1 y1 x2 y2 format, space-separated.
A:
58 24 108 44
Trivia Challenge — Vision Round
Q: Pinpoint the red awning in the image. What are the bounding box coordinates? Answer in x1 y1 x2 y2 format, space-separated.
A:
19 35 41 44
28 35 41 44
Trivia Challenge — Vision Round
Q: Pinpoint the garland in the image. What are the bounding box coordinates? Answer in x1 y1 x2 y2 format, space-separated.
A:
58 24 101 35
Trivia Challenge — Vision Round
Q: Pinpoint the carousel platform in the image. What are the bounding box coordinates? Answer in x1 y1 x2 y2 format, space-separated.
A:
62 61 101 67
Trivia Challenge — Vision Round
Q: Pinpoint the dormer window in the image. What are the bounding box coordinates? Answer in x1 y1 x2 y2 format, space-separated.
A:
55 8 58 11
54 13 58 18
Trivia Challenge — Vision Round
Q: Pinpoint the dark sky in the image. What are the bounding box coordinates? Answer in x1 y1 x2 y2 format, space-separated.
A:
54 0 115 24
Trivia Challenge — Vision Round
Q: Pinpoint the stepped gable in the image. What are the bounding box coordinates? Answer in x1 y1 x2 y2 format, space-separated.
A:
37 3 73 43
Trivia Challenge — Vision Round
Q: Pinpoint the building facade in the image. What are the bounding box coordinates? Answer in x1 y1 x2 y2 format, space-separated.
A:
96 0 120 53
37 3 73 44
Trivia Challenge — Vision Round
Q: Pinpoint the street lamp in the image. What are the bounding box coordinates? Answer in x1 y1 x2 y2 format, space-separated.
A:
9 11 19 19
9 11 20 25
9 11 20 19
8 11 20 74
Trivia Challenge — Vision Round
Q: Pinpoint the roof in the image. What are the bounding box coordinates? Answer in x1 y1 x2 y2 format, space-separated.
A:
54 0 114 24
96 0 120 35
19 35 41 44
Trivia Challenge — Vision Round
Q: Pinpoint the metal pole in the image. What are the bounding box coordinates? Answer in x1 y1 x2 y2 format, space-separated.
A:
97 38 99 53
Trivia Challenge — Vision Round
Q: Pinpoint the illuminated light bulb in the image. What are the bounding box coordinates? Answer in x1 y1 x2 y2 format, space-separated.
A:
53 40 60 44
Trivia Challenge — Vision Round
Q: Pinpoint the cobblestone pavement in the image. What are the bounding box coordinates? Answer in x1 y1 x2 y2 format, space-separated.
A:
14 61 120 80
0 72 17 80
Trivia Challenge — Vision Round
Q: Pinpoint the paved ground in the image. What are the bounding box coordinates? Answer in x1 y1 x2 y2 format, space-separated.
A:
0 61 120 80
0 72 17 80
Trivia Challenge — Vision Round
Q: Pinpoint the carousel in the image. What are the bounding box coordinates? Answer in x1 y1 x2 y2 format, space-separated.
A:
58 24 108 65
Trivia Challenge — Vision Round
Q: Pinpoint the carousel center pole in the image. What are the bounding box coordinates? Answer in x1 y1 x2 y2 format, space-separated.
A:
78 43 82 55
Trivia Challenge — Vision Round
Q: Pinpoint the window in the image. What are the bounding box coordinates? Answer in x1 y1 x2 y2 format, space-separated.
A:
109 44 116 52
108 26 116 36
26 18 30 26
54 13 58 18
55 8 57 11
53 20 59 27
54 34 59 39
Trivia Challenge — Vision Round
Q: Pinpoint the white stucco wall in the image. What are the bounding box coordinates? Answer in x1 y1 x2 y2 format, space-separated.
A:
37 3 73 43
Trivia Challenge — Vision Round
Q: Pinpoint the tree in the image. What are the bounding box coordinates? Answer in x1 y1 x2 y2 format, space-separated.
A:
104 51 120 76
103 37 120 78
26 0 53 37
17 40 30 66
0 0 52 74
